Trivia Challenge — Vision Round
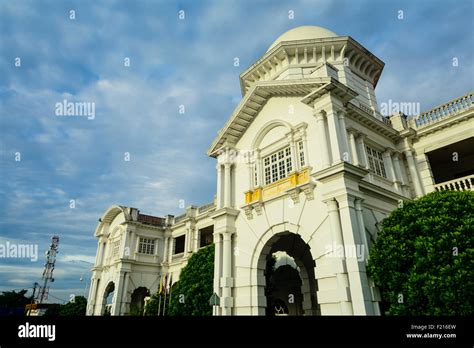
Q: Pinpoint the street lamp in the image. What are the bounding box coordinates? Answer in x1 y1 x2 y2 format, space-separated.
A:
80 274 89 298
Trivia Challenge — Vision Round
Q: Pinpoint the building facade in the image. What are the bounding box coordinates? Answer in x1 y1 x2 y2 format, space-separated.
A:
86 26 474 316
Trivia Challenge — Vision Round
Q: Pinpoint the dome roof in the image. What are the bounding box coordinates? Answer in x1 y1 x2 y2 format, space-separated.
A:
267 26 338 52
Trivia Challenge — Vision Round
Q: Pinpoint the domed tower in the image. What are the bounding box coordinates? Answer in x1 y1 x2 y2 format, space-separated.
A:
208 26 402 316
237 25 385 120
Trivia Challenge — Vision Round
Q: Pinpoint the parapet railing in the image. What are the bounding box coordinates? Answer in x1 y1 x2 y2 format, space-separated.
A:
174 214 187 223
198 202 215 214
411 92 473 128
434 174 474 191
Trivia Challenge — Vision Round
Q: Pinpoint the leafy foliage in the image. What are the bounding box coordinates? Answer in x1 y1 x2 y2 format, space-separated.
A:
0 289 31 308
58 295 87 316
145 291 160 316
43 304 61 316
0 289 31 315
264 255 277 316
367 190 474 315
43 295 87 316
166 244 215 316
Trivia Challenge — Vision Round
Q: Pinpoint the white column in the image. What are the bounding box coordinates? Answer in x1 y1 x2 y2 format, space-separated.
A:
326 109 343 164
95 241 104 266
129 231 137 260
392 153 405 185
354 199 368 262
314 110 330 167
287 133 298 171
337 111 351 163
256 149 263 187
185 229 190 253
221 232 233 315
163 236 169 263
134 233 140 255
213 232 222 316
120 272 130 315
188 229 192 253
247 159 254 191
193 229 199 252
168 237 174 263
121 231 130 259
216 164 222 209
383 149 397 185
337 195 374 315
224 163 232 207
325 199 353 315
354 198 380 315
349 131 359 166
404 150 424 196
301 132 309 167
87 277 97 315
356 135 369 169
112 272 125 315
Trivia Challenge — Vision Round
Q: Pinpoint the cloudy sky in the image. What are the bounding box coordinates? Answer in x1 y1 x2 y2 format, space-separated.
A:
0 0 472 303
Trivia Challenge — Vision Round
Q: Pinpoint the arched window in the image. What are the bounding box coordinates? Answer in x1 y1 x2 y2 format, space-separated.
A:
251 121 309 188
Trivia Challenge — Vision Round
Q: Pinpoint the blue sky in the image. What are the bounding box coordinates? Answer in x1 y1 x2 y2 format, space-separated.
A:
0 0 473 303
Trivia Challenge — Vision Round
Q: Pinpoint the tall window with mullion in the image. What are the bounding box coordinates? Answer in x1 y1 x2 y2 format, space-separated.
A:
365 145 387 178
263 145 293 185
138 238 155 255
298 140 305 167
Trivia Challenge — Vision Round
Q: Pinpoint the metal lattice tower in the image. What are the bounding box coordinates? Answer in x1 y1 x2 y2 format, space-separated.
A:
36 236 59 304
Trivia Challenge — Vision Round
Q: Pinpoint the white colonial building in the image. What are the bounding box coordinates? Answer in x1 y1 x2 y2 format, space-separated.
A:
87 26 474 316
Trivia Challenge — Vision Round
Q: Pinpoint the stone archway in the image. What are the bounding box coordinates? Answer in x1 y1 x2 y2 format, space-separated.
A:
130 287 150 316
251 225 319 316
266 258 304 316
102 282 115 316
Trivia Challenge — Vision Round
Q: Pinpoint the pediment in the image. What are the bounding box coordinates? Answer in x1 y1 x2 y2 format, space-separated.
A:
208 78 332 157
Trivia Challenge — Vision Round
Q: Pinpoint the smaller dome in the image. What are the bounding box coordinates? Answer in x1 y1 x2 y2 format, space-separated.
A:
267 26 338 52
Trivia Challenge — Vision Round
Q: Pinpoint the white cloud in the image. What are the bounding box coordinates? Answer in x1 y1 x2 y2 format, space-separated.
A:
60 254 96 264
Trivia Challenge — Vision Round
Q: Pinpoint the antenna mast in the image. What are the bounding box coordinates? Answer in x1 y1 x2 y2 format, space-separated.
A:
36 236 59 304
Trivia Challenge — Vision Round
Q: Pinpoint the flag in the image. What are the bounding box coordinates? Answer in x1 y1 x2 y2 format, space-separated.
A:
163 273 168 293
158 275 163 295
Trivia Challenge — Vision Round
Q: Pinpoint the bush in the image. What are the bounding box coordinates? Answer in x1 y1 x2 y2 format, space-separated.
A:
367 190 474 315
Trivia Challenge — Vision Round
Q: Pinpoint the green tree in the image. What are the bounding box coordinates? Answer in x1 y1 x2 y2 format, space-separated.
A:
44 304 61 316
58 295 87 316
264 255 277 316
165 244 215 316
145 291 160 316
0 289 31 314
0 289 31 308
367 190 474 315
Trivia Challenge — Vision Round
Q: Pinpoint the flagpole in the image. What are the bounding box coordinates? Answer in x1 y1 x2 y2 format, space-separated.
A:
168 275 173 311
163 273 168 316
163 290 167 316
158 294 162 316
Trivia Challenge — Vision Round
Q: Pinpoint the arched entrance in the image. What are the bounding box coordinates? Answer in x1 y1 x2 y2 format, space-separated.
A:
130 287 150 316
266 252 304 315
102 282 115 316
256 231 319 316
